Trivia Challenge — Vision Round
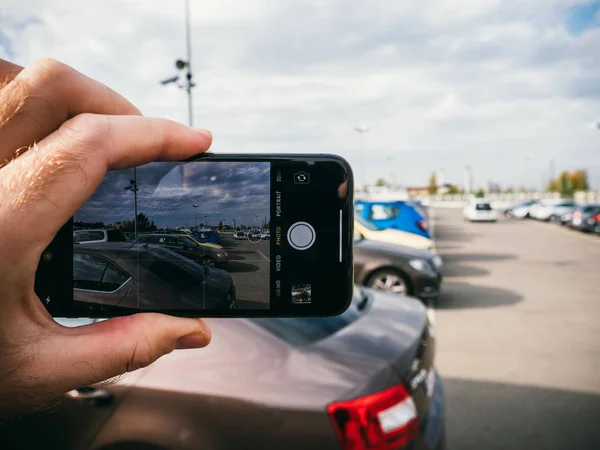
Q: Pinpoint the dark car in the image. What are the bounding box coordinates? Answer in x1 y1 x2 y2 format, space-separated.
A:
354 233 443 300
72 243 236 312
0 287 445 450
134 233 228 267
570 204 600 233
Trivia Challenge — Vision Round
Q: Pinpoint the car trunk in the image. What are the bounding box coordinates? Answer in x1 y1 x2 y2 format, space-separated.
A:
307 290 434 426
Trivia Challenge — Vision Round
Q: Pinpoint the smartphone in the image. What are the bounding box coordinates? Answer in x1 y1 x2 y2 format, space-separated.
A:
35 154 354 318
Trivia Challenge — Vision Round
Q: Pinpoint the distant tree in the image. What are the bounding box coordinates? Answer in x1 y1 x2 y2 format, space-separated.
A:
569 169 589 191
218 220 224 229
428 172 437 195
505 186 515 194
136 213 157 232
519 185 528 193
446 185 460 195
375 178 387 187
265 221 270 230
475 188 485 198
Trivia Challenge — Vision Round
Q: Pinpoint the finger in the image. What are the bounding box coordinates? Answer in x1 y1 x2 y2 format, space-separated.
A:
0 58 23 89
0 114 212 258
0 58 141 164
40 314 210 396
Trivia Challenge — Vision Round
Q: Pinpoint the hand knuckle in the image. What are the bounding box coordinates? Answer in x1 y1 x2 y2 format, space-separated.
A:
27 58 73 85
58 113 111 148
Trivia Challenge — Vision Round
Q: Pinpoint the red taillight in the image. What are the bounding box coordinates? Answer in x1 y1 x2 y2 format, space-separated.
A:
328 385 419 450
417 220 429 232
594 213 600 222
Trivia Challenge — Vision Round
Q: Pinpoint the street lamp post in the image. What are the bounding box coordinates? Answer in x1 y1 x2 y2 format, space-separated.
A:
233 218 236 230
192 204 199 229
353 124 370 190
204 215 208 228
124 167 139 238
160 0 195 127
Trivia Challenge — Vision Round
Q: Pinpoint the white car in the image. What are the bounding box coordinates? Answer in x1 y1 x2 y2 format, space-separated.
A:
260 231 270 240
463 199 497 222
233 231 247 240
73 228 128 244
530 200 577 222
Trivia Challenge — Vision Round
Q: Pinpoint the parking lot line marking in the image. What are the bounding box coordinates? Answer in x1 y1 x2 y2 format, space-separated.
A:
256 249 270 261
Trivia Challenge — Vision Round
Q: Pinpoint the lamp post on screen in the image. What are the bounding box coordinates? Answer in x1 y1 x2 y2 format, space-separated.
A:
204 215 209 228
353 124 370 190
159 0 195 126
192 204 199 229
233 218 236 230
124 168 138 238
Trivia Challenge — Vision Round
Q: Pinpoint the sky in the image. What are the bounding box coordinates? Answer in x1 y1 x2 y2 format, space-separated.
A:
1 0 599 190
75 162 270 228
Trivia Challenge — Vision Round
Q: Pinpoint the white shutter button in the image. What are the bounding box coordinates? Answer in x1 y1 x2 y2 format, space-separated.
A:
287 222 316 250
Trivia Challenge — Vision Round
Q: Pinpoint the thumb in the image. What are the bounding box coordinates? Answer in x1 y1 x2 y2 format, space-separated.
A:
47 313 210 392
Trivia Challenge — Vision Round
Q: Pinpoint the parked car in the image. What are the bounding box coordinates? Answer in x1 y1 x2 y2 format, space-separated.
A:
261 231 271 240
73 228 127 244
233 230 247 240
570 204 600 233
355 215 437 252
355 200 431 238
528 198 563 220
176 233 225 250
407 199 429 220
463 199 497 222
191 230 222 245
559 211 574 226
134 233 228 268
71 243 236 312
505 199 540 219
354 233 443 300
530 200 577 222
247 230 262 240
0 287 445 450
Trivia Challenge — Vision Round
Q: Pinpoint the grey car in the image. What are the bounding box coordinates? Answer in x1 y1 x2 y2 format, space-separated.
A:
354 234 443 300
0 287 445 450
72 243 236 312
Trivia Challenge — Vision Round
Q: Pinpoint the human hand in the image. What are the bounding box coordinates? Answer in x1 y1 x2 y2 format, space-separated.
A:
0 58 212 418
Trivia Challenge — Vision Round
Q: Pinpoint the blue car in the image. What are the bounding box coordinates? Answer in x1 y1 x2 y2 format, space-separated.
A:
355 200 431 238
191 230 222 245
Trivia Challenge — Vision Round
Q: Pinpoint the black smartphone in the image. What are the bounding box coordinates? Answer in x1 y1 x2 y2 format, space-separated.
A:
35 154 353 318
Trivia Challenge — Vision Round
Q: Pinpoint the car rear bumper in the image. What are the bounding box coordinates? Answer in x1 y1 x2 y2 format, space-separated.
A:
414 274 443 300
410 372 446 450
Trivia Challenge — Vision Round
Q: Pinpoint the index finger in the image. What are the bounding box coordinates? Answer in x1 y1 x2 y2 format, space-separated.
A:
0 59 22 89
0 113 212 254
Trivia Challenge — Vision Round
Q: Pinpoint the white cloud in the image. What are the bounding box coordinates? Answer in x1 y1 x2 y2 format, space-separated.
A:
1 0 599 189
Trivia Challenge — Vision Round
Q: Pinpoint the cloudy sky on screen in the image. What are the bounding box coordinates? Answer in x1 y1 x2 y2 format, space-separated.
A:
1 0 599 190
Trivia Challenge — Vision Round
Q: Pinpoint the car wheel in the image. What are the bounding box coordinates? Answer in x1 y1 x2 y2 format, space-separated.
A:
549 215 559 224
367 269 412 296
202 257 215 267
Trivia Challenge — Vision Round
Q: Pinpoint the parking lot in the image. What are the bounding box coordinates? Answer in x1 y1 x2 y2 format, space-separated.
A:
220 233 270 309
431 208 600 449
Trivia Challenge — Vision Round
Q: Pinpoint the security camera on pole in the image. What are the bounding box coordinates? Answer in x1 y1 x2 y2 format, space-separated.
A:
160 0 195 127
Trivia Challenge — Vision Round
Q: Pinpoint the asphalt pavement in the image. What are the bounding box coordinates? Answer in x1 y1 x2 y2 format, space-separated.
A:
431 208 600 450
220 233 270 309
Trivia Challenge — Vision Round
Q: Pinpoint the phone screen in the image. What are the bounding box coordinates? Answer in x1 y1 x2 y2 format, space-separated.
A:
37 155 353 317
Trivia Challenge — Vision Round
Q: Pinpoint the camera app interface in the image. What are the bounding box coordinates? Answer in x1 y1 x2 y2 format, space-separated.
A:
73 162 271 312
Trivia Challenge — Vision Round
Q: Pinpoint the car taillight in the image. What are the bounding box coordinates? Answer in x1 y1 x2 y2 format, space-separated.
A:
594 213 600 222
417 220 429 232
327 384 419 450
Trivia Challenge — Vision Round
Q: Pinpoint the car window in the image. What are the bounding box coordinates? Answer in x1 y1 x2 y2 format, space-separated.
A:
354 214 379 231
99 262 131 292
74 231 90 243
136 236 151 244
73 253 106 290
179 236 199 247
107 229 127 242
88 231 105 241
370 205 400 220
476 203 492 211
251 304 361 346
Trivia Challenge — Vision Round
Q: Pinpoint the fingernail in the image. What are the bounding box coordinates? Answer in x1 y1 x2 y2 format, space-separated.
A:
175 323 211 349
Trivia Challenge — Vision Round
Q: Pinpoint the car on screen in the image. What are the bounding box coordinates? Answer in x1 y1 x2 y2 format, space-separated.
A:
191 230 222 245
73 228 128 244
503 200 539 219
355 200 431 238
134 233 228 268
176 233 225 250
355 214 437 253
463 199 497 222
233 230 247 240
0 287 445 450
71 243 236 312
354 233 443 300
